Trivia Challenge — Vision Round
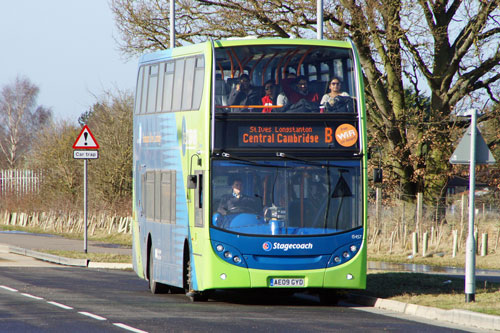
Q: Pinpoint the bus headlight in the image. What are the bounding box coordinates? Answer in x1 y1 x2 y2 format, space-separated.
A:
350 245 357 252
211 240 247 267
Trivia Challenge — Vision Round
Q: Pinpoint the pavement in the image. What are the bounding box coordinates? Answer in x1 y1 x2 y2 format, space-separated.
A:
0 231 499 331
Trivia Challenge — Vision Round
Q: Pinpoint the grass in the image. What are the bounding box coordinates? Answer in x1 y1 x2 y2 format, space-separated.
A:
359 272 500 316
0 224 132 246
41 250 132 263
368 252 500 270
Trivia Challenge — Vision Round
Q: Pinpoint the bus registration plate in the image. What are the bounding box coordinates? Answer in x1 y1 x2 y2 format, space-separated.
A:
270 278 305 288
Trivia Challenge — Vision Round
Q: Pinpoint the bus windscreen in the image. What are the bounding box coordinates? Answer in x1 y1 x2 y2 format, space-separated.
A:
211 159 362 236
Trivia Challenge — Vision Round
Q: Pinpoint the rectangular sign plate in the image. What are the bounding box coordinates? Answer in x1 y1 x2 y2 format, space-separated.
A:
269 278 305 288
73 150 99 159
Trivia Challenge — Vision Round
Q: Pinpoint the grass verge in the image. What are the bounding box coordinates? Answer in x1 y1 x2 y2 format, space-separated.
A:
358 272 500 316
0 225 132 246
368 252 500 270
40 250 132 264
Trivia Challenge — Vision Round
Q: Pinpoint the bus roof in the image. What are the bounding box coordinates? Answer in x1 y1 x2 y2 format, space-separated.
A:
138 38 353 65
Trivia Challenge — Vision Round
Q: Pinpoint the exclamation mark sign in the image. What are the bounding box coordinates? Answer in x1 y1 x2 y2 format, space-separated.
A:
84 132 88 146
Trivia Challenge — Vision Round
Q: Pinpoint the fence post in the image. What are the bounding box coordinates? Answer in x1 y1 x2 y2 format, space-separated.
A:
452 230 458 258
412 232 418 257
375 187 381 227
416 192 423 234
474 230 479 255
481 233 488 256
422 232 428 257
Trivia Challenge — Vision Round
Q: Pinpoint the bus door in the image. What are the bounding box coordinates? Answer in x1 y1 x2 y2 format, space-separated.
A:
193 170 204 228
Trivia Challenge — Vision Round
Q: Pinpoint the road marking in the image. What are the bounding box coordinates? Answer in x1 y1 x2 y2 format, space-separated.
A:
47 301 73 310
113 323 149 333
78 311 107 321
0 285 18 292
21 293 44 300
1 284 148 333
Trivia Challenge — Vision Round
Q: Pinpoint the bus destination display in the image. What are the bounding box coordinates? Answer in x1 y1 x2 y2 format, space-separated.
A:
235 122 358 149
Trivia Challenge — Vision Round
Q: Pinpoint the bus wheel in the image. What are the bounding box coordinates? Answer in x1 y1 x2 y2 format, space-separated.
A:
183 251 207 302
318 289 340 306
148 246 168 294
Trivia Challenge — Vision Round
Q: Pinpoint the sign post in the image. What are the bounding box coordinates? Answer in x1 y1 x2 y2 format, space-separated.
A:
72 125 99 253
465 110 477 303
450 109 495 302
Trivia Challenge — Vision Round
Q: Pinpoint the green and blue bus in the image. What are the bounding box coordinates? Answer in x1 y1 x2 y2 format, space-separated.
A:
132 38 367 301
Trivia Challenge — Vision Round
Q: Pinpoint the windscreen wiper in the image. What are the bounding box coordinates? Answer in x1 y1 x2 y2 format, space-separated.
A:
275 152 323 165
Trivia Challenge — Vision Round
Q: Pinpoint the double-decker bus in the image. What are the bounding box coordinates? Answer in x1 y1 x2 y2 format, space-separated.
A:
132 38 367 302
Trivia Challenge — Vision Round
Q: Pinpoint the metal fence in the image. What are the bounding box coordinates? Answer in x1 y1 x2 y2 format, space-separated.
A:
0 169 43 196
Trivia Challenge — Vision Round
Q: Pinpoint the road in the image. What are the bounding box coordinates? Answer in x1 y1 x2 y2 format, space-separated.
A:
0 259 472 333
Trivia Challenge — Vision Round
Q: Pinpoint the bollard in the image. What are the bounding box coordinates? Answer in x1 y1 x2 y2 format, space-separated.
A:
481 233 488 256
412 232 418 257
452 230 458 258
422 232 428 257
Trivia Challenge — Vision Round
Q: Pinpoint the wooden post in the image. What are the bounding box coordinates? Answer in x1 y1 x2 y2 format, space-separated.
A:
452 230 458 258
375 187 381 229
416 192 423 234
474 230 479 255
481 233 488 256
495 228 499 251
422 232 428 257
412 232 418 257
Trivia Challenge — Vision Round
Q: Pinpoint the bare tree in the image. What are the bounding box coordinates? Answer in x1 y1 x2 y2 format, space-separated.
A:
85 89 133 211
0 76 52 169
28 121 82 207
110 0 500 200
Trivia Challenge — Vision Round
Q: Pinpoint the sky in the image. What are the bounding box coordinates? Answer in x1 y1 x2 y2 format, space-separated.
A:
0 0 137 123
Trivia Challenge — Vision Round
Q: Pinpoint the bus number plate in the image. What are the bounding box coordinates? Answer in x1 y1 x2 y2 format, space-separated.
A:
270 278 305 288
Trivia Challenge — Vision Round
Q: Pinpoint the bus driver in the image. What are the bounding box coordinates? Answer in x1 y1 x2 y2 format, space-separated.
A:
217 179 262 215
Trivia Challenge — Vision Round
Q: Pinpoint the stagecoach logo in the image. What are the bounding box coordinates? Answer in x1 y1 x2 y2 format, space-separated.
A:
262 241 313 252
262 241 272 251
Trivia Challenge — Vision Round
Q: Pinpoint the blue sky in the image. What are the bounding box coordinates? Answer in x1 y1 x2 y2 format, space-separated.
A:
0 0 137 122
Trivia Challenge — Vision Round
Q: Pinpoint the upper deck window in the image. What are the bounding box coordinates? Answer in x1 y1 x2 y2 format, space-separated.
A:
214 45 357 114
135 55 205 114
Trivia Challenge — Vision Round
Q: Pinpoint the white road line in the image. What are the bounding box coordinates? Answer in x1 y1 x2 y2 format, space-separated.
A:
0 285 18 292
113 323 149 333
47 301 73 310
1 284 147 332
78 311 107 321
21 293 44 300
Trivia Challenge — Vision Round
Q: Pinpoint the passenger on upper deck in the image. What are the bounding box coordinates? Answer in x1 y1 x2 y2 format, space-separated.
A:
261 80 277 113
227 74 261 112
320 77 355 113
281 75 320 105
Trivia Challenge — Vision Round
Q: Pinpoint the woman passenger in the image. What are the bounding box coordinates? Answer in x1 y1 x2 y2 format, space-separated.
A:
261 80 277 113
320 77 350 110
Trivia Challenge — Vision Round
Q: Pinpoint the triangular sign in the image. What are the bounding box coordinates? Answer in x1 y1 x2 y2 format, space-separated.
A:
449 125 495 165
73 125 99 149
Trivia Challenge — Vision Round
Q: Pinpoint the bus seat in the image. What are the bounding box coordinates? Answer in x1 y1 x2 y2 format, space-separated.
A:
215 77 228 106
309 80 328 96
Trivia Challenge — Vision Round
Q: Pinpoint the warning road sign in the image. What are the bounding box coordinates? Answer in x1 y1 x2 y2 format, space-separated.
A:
73 125 99 149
